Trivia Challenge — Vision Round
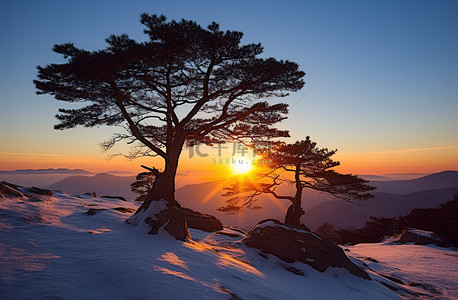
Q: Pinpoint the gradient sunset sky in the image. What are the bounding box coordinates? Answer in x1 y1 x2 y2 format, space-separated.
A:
1 0 457 177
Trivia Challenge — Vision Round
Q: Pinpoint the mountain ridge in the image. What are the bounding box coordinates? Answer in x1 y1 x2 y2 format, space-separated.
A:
305 185 458 230
0 168 91 175
35 170 458 230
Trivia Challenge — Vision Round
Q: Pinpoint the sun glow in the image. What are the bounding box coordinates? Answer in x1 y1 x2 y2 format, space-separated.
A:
231 157 254 175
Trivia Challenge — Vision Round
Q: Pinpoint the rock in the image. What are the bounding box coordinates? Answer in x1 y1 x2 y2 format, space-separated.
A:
27 187 53 196
101 195 127 201
379 273 404 285
399 228 449 247
84 192 97 197
113 207 136 213
181 207 223 232
1 181 22 189
85 208 106 216
0 183 25 198
243 219 370 279
216 231 241 238
128 200 190 240
163 206 190 240
215 226 247 238
224 226 247 235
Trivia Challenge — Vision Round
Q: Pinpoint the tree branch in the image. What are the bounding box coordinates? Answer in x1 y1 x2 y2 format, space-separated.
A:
110 81 166 158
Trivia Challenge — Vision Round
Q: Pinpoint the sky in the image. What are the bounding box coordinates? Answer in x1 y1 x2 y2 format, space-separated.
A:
1 0 457 177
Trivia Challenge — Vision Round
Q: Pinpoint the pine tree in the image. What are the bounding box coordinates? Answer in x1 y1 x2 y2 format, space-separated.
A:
34 14 305 239
220 137 375 227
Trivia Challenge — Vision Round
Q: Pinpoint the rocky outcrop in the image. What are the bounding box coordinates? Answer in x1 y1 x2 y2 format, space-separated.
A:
181 207 223 232
127 199 190 241
26 187 53 196
113 207 136 213
243 219 370 279
0 182 25 198
85 208 106 216
162 206 190 240
101 195 127 201
399 228 449 247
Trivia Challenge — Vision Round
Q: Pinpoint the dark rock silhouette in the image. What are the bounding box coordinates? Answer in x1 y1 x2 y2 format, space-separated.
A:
85 208 106 216
399 228 449 247
136 202 191 240
113 207 136 214
243 219 370 279
101 195 127 202
27 187 53 196
0 182 24 198
181 207 223 232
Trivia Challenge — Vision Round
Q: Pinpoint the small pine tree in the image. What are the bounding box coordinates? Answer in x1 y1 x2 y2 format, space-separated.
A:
130 172 156 202
220 136 375 227
315 222 339 242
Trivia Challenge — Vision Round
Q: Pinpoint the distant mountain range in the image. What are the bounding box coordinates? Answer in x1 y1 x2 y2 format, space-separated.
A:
176 170 458 230
48 173 137 198
0 168 91 175
302 170 458 230
11 169 456 231
305 186 458 230
358 175 390 181
360 173 430 181
370 170 458 194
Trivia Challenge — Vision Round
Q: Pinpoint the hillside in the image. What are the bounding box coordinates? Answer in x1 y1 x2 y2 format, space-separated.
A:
370 170 458 194
48 173 137 199
175 180 337 230
176 171 458 230
0 168 91 175
305 186 458 230
0 184 405 299
41 170 458 231
0 169 93 188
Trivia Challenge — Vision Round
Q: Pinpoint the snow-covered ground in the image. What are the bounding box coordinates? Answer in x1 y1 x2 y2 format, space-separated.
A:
345 241 458 299
1 185 456 299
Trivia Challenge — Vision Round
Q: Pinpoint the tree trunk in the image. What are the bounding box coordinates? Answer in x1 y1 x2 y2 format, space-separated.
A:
285 197 304 227
127 147 190 240
285 164 305 227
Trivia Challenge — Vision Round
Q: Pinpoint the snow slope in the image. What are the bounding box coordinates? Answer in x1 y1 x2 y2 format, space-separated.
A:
0 185 452 299
345 241 458 299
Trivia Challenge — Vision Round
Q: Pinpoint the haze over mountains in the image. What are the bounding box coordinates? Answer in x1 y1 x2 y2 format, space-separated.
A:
2 169 457 231
306 186 458 230
370 170 458 194
0 169 136 188
49 173 137 199
359 173 430 181
176 171 458 230
0 168 91 175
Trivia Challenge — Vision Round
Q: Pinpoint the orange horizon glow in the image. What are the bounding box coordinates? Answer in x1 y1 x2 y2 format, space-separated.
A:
1 144 457 178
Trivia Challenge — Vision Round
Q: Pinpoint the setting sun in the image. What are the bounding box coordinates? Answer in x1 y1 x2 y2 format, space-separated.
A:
232 157 254 175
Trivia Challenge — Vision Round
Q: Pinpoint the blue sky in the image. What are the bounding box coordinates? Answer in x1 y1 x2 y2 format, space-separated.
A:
1 0 457 174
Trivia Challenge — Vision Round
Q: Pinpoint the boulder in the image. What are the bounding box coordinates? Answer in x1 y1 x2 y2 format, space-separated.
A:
243 219 370 279
0 183 25 198
161 206 190 240
399 228 449 247
1 181 22 190
181 207 223 232
128 200 191 241
101 195 127 201
27 187 53 196
113 207 136 213
85 208 106 216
